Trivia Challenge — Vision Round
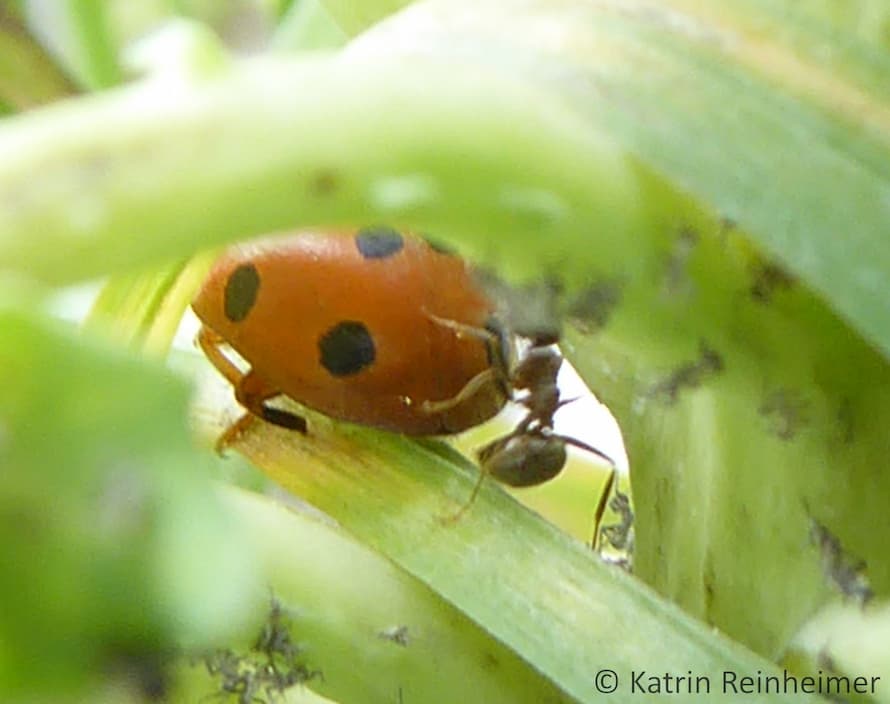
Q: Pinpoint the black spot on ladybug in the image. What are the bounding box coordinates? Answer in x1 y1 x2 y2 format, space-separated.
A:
224 263 260 323
355 227 404 259
422 235 456 255
318 321 376 376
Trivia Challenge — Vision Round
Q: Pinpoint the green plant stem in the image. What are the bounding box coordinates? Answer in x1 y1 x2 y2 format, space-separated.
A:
0 53 649 286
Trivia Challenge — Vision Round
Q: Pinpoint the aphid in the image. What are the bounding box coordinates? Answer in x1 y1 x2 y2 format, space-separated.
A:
201 595 317 704
808 515 873 606
594 478 635 570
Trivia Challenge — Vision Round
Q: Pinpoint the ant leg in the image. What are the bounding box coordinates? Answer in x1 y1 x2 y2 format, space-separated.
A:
441 464 491 524
420 310 512 414
529 429 616 550
442 466 488 523
439 434 510 524
555 434 618 546
590 467 617 551
420 368 497 414
424 311 499 344
556 434 616 468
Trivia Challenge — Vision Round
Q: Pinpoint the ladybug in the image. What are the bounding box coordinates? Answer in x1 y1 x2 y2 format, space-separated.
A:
192 227 510 439
193 226 614 495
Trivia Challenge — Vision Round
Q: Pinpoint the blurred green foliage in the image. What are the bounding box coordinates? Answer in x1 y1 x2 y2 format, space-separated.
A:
0 0 888 702
0 309 259 698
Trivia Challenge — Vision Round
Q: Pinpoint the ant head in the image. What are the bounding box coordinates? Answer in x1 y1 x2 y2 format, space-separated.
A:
477 431 567 487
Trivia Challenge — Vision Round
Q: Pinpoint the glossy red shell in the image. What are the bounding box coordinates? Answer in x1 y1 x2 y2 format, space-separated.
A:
192 229 508 434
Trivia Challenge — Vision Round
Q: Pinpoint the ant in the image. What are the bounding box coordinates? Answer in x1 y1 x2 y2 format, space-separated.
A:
424 313 616 525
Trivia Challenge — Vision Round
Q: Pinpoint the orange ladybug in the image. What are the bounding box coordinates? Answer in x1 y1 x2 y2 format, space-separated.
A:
192 227 510 437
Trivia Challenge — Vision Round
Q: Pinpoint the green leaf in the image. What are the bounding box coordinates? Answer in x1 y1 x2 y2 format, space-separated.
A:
174 485 580 704
790 600 890 703
0 51 645 287
272 0 348 51
0 307 259 697
317 0 413 36
346 0 890 358
210 406 827 704
23 0 122 89
85 251 215 355
2 2 888 355
1 0 888 693
0 6 75 109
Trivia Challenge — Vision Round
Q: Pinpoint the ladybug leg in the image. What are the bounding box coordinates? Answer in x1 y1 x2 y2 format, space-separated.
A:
197 327 306 453
197 325 243 386
214 413 258 455
214 371 307 453
233 370 308 435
